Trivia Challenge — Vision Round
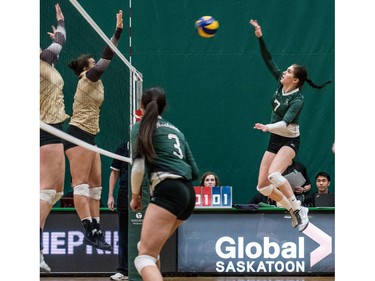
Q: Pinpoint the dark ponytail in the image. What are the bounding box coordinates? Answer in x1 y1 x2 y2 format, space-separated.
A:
306 78 332 89
293 64 332 90
136 87 167 162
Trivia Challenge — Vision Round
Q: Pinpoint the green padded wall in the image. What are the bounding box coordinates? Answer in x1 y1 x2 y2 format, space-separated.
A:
130 0 335 203
41 0 334 279
40 0 334 216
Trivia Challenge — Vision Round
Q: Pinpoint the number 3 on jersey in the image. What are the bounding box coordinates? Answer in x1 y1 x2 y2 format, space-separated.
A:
168 133 183 159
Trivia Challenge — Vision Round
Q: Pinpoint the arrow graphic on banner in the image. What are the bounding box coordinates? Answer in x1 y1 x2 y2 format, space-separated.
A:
302 222 332 267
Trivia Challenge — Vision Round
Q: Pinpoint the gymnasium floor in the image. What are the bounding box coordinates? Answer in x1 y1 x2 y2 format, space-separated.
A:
41 276 334 281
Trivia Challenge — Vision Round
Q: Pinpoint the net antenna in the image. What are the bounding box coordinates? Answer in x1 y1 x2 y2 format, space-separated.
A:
128 0 142 127
69 0 143 128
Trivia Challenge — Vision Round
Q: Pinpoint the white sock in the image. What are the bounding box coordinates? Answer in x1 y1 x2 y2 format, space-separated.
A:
288 196 301 211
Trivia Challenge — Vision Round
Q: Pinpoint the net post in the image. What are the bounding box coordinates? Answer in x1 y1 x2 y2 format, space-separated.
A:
128 39 145 280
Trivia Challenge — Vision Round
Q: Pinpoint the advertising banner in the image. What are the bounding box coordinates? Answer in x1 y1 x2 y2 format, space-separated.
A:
177 212 334 274
42 209 174 275
42 209 334 275
42 211 117 273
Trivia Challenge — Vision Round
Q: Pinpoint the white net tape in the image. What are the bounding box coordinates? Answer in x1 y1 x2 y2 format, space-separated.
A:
40 121 132 164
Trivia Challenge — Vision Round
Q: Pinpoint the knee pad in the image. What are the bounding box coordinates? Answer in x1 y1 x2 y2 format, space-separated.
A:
40 189 57 205
89 186 102 200
268 172 286 187
138 241 160 261
134 255 157 275
257 184 274 196
51 191 63 206
73 184 90 197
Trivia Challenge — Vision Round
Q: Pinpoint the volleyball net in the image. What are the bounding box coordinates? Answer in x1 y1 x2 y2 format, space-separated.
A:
41 2 146 278
40 0 143 164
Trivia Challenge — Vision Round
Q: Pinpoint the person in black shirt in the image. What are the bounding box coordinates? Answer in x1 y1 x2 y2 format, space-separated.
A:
108 142 130 281
283 160 311 206
249 160 311 207
304 172 333 207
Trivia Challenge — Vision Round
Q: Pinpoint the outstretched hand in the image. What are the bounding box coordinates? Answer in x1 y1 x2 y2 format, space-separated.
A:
47 25 57 41
254 123 268 132
116 10 123 29
249 19 262 37
47 3 64 41
55 3 64 21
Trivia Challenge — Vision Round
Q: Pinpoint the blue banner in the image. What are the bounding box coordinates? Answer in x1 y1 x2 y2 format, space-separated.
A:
177 211 334 274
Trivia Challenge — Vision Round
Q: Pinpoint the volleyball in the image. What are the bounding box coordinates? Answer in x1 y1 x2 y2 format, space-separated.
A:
195 16 219 38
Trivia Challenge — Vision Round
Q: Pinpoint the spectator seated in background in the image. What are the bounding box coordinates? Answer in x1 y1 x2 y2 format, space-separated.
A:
282 159 311 206
304 172 334 207
248 159 311 207
200 171 220 187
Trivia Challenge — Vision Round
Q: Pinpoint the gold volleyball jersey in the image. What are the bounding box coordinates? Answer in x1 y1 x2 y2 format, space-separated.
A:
69 71 104 135
40 60 69 124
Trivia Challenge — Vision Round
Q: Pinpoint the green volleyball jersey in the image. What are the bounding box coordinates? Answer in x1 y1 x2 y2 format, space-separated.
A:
131 117 199 182
270 85 304 125
258 36 304 137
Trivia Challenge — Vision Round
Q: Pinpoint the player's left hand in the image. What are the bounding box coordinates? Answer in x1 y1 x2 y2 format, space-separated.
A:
130 195 142 211
254 123 268 132
116 10 123 29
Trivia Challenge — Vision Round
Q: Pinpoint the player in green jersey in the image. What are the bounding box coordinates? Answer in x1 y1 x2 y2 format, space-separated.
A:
249 19 331 232
130 87 199 281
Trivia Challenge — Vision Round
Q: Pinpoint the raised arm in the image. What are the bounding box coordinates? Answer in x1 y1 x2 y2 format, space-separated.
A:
40 3 66 65
86 10 123 81
249 19 282 81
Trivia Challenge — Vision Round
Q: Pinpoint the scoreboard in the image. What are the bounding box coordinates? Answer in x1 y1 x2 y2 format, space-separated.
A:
194 186 232 208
